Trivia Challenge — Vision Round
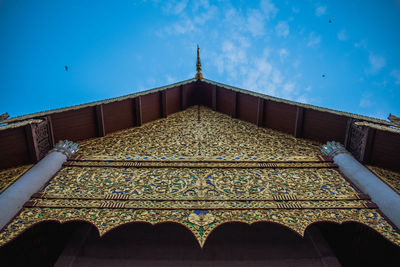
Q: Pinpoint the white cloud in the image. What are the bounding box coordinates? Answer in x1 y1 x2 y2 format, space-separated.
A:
307 32 321 47
315 6 326 16
241 57 276 95
305 86 312 92
359 93 374 108
215 40 248 79
157 0 303 102
391 69 400 85
247 9 265 37
296 95 309 104
283 82 295 94
194 5 218 25
165 15 196 35
260 0 278 19
162 0 188 15
294 73 302 79
368 53 386 74
192 0 210 11
272 69 283 84
372 80 388 87
354 39 367 49
337 30 347 41
279 48 289 62
275 21 289 38
223 7 246 32
292 59 300 68
165 75 177 84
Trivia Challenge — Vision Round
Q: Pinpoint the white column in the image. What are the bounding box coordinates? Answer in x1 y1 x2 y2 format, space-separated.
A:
321 141 400 228
0 140 78 230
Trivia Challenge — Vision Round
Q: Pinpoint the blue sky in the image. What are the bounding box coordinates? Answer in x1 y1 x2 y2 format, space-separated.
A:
1 0 400 120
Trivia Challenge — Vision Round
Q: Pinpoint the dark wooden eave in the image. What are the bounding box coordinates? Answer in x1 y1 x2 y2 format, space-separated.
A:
1 78 399 172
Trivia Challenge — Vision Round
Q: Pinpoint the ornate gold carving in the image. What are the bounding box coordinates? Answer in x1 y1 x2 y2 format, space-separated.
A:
51 140 79 158
40 167 358 200
1 207 399 248
0 164 33 194
348 123 368 162
77 106 321 160
34 120 52 159
66 160 334 169
367 165 400 195
28 198 372 210
1 106 400 248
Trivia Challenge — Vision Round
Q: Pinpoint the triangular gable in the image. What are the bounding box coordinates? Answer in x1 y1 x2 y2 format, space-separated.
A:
1 106 399 247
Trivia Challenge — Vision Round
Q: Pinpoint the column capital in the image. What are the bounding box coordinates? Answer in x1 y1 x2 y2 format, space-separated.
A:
321 141 349 159
50 140 79 158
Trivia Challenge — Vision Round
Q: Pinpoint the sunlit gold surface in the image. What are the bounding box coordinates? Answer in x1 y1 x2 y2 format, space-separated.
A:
1 207 398 248
0 164 33 194
41 167 357 200
77 106 321 160
367 165 400 195
1 106 399 247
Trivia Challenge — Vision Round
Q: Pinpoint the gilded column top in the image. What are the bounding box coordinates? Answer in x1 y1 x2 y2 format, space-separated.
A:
51 140 79 158
321 141 349 159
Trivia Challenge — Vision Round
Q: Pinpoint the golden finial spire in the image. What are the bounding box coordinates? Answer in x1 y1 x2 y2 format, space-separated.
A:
195 44 203 80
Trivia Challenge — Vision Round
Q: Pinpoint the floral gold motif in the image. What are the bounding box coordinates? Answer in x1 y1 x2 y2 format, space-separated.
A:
367 165 400 195
1 106 399 248
0 164 33 194
188 211 215 226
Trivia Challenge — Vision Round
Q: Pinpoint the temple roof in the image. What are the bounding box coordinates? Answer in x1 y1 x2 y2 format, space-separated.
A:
1 77 396 127
1 77 400 172
1 106 399 248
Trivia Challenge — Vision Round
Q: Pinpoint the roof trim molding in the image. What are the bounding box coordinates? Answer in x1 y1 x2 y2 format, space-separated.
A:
3 77 395 128
3 78 197 124
202 78 394 127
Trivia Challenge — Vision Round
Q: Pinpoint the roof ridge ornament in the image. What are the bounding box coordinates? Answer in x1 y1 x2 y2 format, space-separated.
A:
388 113 400 127
0 112 9 122
195 44 203 80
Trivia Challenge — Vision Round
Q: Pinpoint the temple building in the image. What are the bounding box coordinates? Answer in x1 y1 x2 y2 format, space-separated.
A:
0 47 400 266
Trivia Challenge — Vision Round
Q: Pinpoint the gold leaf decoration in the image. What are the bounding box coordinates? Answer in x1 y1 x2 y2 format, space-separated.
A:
1 106 400 248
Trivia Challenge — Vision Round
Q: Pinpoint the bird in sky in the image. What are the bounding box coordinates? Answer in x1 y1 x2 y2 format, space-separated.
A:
65 66 68 71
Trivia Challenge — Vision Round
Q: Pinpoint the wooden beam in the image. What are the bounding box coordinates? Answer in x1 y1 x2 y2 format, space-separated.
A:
344 118 354 149
233 92 238 118
95 105 105 137
24 124 40 162
181 85 187 110
46 115 55 147
211 85 217 111
161 91 167 118
363 127 376 164
135 96 142 126
294 107 304 138
256 98 264 126
263 100 268 126
347 123 376 163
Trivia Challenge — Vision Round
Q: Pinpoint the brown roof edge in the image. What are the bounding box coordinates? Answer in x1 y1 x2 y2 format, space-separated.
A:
202 79 395 127
3 78 197 124
3 77 395 129
0 119 43 131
